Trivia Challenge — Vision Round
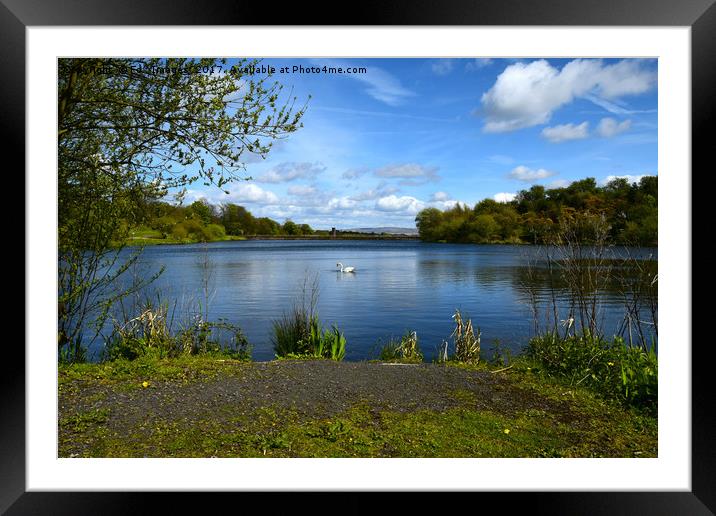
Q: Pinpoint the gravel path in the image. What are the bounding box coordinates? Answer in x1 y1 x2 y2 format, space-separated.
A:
60 360 577 433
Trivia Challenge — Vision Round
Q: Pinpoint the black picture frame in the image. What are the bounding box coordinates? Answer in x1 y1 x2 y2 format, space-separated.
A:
7 0 709 513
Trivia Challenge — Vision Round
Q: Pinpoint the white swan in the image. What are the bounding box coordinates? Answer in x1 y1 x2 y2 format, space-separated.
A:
336 262 355 273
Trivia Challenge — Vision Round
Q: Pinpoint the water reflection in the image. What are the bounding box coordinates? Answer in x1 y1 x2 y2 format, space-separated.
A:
85 240 657 361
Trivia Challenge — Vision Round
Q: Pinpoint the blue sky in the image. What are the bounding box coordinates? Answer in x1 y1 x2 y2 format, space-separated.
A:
183 58 658 229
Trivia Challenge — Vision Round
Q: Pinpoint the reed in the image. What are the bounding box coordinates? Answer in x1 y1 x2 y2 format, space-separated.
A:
271 272 346 360
451 309 481 363
379 331 423 362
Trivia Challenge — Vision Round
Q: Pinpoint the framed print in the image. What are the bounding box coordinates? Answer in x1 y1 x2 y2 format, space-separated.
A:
8 0 711 513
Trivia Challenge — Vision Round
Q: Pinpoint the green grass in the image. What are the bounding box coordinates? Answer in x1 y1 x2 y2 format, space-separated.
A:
58 356 657 458
123 233 246 247
60 408 110 433
59 395 656 458
58 354 251 392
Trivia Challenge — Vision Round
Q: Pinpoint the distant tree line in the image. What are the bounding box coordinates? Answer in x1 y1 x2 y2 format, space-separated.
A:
415 176 657 246
137 199 314 242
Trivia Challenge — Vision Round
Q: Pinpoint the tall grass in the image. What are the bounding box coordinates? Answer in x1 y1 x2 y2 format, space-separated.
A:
518 212 658 410
379 331 423 362
106 298 251 361
451 309 481 363
271 272 346 360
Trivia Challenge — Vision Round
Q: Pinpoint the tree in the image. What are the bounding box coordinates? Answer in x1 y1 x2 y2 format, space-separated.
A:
415 207 443 241
282 220 299 236
414 176 657 246
189 199 213 225
470 214 499 242
58 57 308 361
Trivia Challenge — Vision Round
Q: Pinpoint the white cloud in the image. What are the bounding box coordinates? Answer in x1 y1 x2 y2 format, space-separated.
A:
508 165 556 182
546 179 572 189
328 196 359 210
594 60 656 98
313 60 415 106
541 122 589 143
466 58 493 71
493 192 516 203
342 167 369 180
355 67 416 105
596 117 632 138
601 174 651 186
430 191 451 202
432 59 455 75
224 183 279 205
287 185 317 197
481 59 655 132
375 195 426 214
257 162 326 183
350 183 399 201
375 163 439 184
431 200 461 210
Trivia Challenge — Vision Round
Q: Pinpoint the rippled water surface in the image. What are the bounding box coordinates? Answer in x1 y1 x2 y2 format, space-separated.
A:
96 240 657 361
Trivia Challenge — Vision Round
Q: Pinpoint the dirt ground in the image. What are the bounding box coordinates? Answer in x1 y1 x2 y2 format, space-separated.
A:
58 360 655 458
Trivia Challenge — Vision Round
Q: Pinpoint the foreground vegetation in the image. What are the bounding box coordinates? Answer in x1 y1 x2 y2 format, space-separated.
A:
58 355 656 458
59 281 657 457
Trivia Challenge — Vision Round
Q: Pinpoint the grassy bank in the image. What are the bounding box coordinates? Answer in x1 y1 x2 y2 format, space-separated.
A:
59 355 656 458
122 227 247 246
122 227 417 246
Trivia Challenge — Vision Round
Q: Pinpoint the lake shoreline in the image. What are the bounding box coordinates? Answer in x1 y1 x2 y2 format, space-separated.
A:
122 234 420 247
122 235 656 247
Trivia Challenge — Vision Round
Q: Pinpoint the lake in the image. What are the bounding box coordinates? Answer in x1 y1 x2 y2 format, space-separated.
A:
91 240 657 361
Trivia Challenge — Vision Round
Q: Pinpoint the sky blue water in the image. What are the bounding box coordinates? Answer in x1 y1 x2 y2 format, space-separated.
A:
91 240 657 361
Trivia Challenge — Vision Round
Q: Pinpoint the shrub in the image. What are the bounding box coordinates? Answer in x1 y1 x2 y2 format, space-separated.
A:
171 223 188 240
107 304 173 360
106 304 251 361
526 331 657 410
177 318 251 360
205 223 226 240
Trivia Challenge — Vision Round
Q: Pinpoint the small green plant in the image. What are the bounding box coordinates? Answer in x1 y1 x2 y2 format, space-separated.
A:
60 408 110 433
178 317 252 360
325 325 346 361
379 331 423 362
490 339 511 367
451 309 481 363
